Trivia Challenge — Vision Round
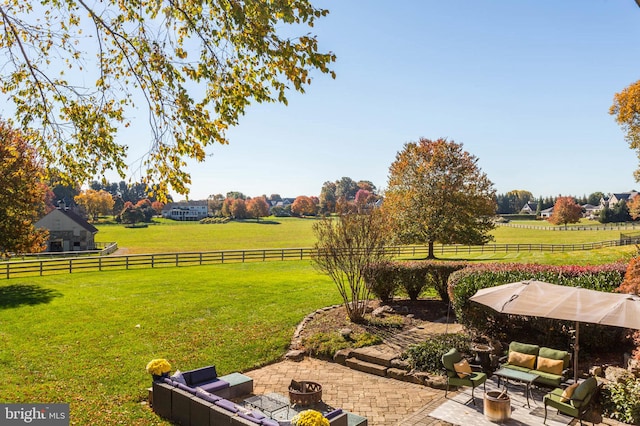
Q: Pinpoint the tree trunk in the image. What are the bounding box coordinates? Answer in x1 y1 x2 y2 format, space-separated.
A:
427 240 436 259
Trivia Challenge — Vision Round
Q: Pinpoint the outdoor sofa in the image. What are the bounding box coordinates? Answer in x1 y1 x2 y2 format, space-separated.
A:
151 365 350 426
500 341 570 387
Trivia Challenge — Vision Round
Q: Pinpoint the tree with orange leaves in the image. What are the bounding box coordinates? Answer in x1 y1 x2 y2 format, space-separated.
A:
0 121 49 256
547 197 582 228
384 138 496 259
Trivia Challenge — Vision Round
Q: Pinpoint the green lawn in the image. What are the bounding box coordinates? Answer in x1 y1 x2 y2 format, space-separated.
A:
97 217 320 254
3 218 636 424
0 262 339 425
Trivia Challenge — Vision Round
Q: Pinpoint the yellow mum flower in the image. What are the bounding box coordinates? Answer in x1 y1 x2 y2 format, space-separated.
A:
146 359 171 376
291 410 329 426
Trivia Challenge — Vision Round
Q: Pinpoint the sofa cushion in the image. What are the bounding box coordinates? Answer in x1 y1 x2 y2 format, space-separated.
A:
509 341 539 356
539 347 569 368
177 382 197 394
199 379 230 393
238 412 263 424
261 419 279 426
171 370 187 385
184 365 218 386
536 357 564 375
326 409 343 420
215 398 239 413
195 388 221 403
508 351 536 369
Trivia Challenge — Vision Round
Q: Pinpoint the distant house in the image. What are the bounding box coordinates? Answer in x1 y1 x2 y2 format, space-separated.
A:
540 207 554 218
581 204 600 219
162 201 208 221
35 207 98 252
520 202 538 215
602 191 638 209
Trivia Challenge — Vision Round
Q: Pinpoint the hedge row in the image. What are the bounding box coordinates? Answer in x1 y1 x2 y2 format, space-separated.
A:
363 260 468 303
447 262 629 352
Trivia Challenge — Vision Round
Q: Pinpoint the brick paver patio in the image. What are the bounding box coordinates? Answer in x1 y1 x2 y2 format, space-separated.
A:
245 357 629 426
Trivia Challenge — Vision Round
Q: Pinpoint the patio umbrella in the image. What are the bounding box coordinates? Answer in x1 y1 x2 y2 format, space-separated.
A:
469 280 640 382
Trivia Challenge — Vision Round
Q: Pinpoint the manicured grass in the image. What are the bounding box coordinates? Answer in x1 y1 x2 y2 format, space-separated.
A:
97 217 320 254
0 261 339 425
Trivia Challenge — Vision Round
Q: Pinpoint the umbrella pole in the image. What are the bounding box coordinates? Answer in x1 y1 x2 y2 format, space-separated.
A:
573 322 580 383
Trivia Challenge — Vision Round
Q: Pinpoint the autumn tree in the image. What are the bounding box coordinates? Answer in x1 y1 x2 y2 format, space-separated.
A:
75 189 115 221
1 1 335 199
247 197 270 222
547 196 583 228
230 198 247 219
291 196 317 216
611 80 640 182
319 181 337 214
0 121 49 256
312 209 390 322
384 138 496 259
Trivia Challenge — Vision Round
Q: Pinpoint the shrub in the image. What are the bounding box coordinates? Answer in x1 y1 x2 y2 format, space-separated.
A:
363 261 400 303
199 217 231 224
401 333 471 374
395 262 430 301
601 378 640 425
447 262 628 352
302 332 382 359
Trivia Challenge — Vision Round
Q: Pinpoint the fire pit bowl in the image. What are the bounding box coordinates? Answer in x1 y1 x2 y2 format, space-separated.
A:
288 380 323 406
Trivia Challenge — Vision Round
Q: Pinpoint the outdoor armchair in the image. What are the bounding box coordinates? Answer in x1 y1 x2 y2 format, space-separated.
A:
441 348 487 405
543 376 598 426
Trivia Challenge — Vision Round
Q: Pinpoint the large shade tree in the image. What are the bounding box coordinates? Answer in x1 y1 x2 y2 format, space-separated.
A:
0 121 49 256
547 196 583 228
384 137 496 259
0 0 335 199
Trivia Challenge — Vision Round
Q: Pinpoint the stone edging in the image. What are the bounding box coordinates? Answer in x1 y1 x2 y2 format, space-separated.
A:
286 304 343 360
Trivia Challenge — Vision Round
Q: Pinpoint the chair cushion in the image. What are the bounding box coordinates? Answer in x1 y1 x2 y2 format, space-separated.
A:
571 377 597 408
442 348 463 378
537 357 564 375
508 351 536 369
453 359 472 378
561 383 579 402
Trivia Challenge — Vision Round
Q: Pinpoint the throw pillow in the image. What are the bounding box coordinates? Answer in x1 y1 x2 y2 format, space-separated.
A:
171 370 187 385
536 357 564 375
561 383 579 402
453 359 472 378
507 351 536 369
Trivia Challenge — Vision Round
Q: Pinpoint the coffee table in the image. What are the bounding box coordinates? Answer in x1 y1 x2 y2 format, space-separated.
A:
245 393 290 418
493 367 539 408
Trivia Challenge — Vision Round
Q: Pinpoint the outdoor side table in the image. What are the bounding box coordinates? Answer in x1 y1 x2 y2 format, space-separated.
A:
493 367 539 408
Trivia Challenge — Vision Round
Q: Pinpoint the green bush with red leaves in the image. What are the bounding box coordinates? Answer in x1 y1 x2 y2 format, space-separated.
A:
448 262 629 352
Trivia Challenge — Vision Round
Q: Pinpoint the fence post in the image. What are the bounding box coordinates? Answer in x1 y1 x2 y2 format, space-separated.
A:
69 259 72 274
176 254 179 267
221 252 224 264
99 257 102 272
6 263 8 279
152 255 155 268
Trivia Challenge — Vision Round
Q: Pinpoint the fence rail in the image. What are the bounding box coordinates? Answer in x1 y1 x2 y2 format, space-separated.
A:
1 239 639 280
496 222 640 231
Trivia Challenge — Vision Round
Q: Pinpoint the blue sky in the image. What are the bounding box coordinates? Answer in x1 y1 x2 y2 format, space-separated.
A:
75 2 640 200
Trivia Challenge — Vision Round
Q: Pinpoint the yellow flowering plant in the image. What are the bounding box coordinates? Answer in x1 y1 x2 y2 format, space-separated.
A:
146 359 171 376
291 410 329 426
